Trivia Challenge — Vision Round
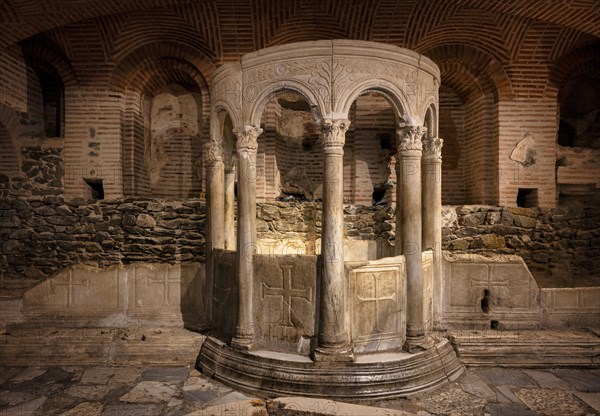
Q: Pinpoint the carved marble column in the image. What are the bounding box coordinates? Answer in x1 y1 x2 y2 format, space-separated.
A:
204 141 225 325
422 137 443 329
231 125 262 350
224 155 236 251
314 119 353 362
396 124 430 353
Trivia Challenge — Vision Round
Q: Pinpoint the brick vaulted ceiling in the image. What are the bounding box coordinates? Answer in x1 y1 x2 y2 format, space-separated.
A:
2 0 599 98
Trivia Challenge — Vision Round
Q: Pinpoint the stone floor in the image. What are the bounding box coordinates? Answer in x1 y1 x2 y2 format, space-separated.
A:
0 364 598 415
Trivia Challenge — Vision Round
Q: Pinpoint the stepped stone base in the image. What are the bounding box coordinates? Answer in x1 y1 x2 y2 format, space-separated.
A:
0 326 205 366
197 336 465 401
449 329 600 367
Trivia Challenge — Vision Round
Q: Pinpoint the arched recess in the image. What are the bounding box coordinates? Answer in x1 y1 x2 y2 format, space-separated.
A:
0 122 20 182
19 38 75 138
111 44 214 198
247 80 323 128
423 44 509 205
252 88 322 203
338 81 409 127
424 104 438 139
346 90 403 207
548 42 600 205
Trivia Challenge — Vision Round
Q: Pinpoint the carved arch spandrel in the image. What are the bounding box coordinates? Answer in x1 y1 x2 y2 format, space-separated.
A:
209 40 441 132
242 58 330 126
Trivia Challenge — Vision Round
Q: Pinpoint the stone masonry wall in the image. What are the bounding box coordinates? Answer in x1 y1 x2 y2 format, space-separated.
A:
257 202 600 287
0 196 205 289
443 205 600 287
1 198 598 290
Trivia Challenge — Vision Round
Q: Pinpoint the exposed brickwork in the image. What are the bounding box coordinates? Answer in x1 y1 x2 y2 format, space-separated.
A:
0 0 598 293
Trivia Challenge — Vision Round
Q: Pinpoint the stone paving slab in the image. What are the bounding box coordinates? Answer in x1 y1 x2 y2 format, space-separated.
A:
515 388 592 416
574 391 600 413
1 364 599 415
551 368 600 392
268 397 415 415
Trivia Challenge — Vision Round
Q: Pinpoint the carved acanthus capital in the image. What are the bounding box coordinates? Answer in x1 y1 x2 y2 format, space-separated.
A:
422 136 444 160
397 126 426 153
224 152 237 174
320 119 350 149
234 125 262 152
203 141 223 166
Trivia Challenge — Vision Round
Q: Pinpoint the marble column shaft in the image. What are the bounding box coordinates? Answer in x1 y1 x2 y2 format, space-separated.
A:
231 126 262 350
204 141 225 326
397 125 427 350
314 119 353 362
224 158 236 251
422 137 443 328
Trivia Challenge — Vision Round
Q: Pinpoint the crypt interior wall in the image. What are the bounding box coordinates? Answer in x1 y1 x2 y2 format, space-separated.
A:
0 3 598 297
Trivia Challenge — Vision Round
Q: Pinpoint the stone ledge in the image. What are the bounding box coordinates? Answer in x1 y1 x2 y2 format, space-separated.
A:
449 329 600 368
197 336 464 401
0 326 205 366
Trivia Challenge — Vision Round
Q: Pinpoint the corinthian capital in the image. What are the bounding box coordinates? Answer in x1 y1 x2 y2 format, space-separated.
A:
422 136 444 160
397 126 426 153
233 125 262 151
203 140 223 165
320 119 350 149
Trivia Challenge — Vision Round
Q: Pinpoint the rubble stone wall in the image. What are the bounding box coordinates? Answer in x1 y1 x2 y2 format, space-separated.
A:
1 199 598 289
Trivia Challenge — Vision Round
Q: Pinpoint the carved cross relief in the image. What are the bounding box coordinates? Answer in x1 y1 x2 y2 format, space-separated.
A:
355 271 398 333
50 270 90 307
262 264 312 327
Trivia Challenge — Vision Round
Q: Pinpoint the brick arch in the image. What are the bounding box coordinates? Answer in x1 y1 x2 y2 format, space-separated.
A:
410 7 511 65
110 10 217 64
267 15 350 47
423 44 514 102
126 60 207 98
19 37 77 87
109 42 215 93
0 104 21 177
114 45 213 198
546 42 600 100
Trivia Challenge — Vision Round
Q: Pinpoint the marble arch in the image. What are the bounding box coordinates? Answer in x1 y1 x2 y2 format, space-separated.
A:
199 40 459 399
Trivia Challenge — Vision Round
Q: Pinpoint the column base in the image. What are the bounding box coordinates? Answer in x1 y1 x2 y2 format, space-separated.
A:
403 335 435 354
231 336 254 351
312 346 354 362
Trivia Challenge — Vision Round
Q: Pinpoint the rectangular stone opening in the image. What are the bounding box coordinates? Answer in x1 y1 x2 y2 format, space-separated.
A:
517 188 538 208
84 178 104 200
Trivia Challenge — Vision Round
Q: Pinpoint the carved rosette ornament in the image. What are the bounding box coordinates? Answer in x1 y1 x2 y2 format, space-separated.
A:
234 125 262 152
203 141 223 166
422 137 444 161
320 119 350 150
397 126 426 154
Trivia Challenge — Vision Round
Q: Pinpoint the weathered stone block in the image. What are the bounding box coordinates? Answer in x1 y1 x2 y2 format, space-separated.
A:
349 256 405 353
442 252 539 329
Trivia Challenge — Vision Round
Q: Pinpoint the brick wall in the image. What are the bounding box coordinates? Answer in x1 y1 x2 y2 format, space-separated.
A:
439 86 466 204
62 88 124 200
497 101 558 208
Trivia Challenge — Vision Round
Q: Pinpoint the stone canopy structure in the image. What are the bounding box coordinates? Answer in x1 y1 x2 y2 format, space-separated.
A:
197 40 461 398
0 0 599 408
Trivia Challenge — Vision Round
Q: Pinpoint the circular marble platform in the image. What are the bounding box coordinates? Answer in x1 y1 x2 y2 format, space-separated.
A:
197 336 465 401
